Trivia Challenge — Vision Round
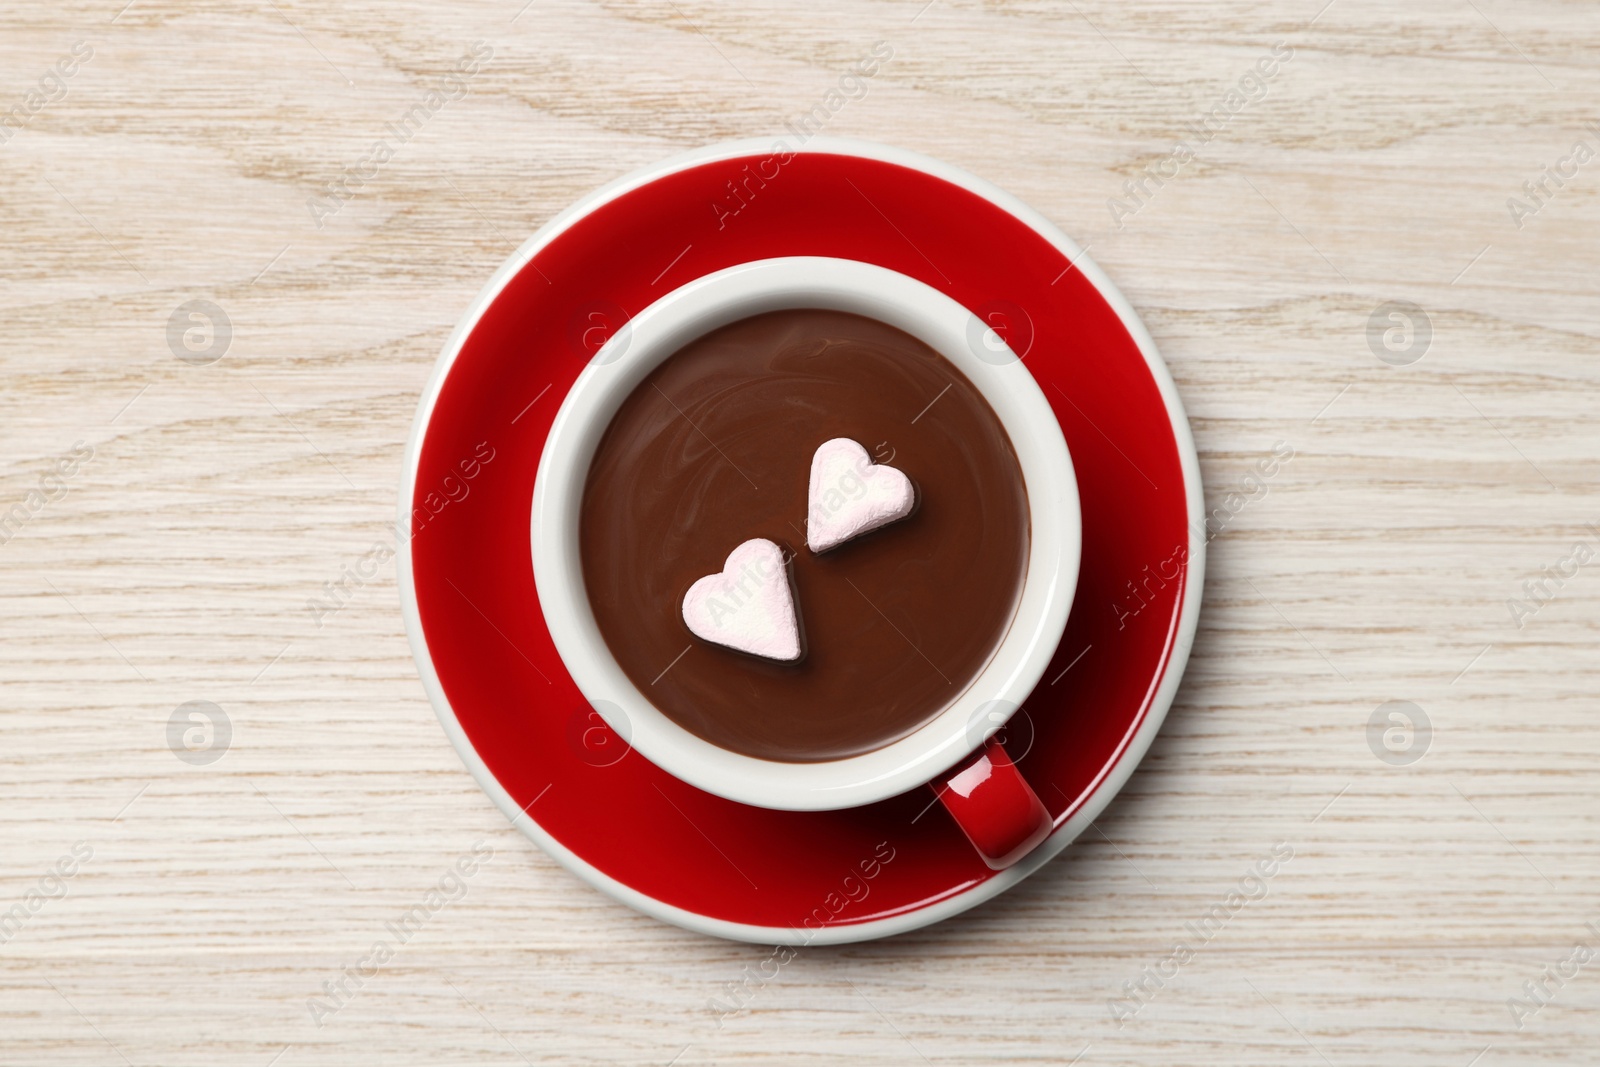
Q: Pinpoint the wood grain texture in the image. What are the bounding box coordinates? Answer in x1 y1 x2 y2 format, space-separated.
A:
3 0 1598 1063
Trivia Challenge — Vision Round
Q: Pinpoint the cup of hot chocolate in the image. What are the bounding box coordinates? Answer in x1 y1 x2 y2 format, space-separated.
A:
532 257 1080 869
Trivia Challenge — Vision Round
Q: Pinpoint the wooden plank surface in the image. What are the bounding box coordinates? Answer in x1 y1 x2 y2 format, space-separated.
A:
3 0 1598 1063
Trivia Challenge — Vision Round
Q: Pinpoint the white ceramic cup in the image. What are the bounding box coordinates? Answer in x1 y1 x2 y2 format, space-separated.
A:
531 256 1080 813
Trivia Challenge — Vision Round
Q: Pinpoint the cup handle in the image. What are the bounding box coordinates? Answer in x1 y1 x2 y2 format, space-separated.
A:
933 740 1054 870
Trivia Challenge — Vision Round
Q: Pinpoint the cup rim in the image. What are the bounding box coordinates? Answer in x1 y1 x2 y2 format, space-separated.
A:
530 256 1081 810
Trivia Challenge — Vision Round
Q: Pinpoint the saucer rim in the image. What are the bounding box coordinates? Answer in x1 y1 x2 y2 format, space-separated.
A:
397 135 1206 945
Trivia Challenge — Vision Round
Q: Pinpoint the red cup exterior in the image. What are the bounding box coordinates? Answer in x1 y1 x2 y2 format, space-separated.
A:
935 740 1054 870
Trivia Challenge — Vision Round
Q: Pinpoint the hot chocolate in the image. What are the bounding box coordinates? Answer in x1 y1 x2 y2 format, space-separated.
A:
579 309 1029 762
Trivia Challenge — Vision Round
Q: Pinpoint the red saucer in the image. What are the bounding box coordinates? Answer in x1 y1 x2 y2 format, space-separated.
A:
398 139 1203 943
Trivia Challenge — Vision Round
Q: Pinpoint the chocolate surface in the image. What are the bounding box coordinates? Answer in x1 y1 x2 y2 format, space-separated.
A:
578 309 1029 762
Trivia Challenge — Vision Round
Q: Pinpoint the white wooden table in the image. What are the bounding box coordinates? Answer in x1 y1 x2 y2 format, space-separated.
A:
2 1 1597 1063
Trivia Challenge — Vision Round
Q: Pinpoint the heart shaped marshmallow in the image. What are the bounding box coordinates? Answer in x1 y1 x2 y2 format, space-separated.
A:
681 538 802 661
806 438 915 553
